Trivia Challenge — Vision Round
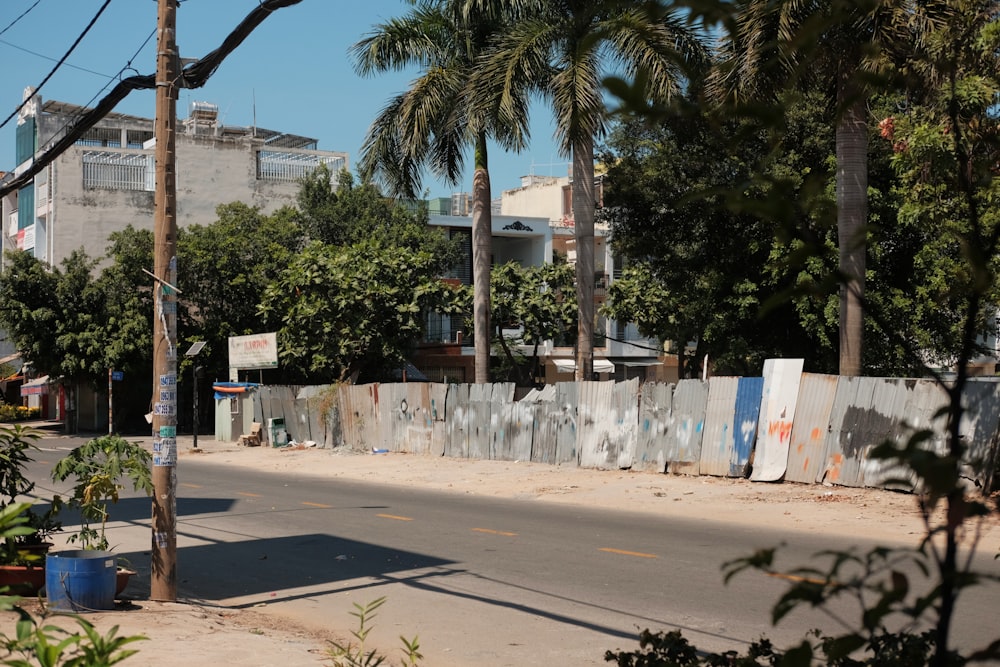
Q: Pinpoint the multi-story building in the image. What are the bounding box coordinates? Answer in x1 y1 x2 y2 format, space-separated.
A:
1 91 348 268
501 174 675 383
0 90 348 428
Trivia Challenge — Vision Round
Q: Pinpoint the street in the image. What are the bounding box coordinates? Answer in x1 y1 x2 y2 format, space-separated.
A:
25 436 1000 666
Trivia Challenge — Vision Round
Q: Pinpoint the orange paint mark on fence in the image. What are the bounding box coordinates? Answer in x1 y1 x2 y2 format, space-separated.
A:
768 420 793 443
811 427 822 440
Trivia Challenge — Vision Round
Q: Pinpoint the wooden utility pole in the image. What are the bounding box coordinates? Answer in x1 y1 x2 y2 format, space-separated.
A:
151 0 179 601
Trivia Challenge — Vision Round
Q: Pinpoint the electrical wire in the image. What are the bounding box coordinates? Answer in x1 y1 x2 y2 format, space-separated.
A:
0 0 114 133
0 0 304 199
38 28 158 160
0 38 111 78
0 0 43 39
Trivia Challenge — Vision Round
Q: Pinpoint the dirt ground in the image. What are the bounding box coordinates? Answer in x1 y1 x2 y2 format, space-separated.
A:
6 438 1000 666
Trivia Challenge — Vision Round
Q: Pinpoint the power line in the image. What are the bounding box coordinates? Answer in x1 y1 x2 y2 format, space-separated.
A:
0 0 113 132
0 0 43 39
0 38 111 78
0 0 304 199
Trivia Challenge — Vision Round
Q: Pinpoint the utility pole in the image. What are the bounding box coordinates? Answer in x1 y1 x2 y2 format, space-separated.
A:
151 0 179 601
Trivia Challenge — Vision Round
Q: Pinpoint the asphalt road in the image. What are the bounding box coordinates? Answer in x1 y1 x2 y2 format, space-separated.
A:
25 439 1000 666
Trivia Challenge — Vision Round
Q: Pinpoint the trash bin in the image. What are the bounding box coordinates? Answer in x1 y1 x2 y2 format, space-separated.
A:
267 417 287 447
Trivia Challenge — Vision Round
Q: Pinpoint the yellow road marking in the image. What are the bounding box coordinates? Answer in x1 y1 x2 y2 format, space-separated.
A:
237 491 262 498
180 483 202 489
599 547 658 559
376 513 413 522
472 528 518 537
302 501 332 509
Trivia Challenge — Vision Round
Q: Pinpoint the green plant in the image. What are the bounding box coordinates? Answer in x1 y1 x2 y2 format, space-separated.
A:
0 427 61 565
0 588 146 667
324 597 422 667
51 436 152 552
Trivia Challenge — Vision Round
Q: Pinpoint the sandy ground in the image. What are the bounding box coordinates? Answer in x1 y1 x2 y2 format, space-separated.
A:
6 436 999 666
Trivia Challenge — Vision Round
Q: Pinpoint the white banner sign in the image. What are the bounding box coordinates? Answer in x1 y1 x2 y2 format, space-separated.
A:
228 332 278 370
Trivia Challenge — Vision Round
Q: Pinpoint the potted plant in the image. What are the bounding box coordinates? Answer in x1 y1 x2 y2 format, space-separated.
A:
50 435 152 604
0 425 61 595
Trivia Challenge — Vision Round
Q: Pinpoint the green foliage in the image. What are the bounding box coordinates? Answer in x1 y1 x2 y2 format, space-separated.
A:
0 407 40 424
295 168 460 272
489 261 576 385
600 95 840 376
0 427 61 565
0 610 145 667
259 240 464 383
177 202 304 381
50 436 152 552
602 0 1000 666
324 597 421 667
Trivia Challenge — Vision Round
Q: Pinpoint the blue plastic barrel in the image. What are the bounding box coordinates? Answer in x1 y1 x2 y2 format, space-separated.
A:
46 550 116 611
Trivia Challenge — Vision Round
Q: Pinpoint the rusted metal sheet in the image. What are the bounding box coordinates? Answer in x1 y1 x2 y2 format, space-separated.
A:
577 380 638 470
467 383 492 459
699 377 739 477
428 383 448 456
785 373 839 484
959 379 1000 485
750 359 804 482
445 383 470 458
554 382 580 465
395 383 432 454
494 400 534 461
337 384 378 451
731 377 765 477
294 385 327 444
869 378 943 490
821 377 912 487
665 379 708 474
634 383 674 473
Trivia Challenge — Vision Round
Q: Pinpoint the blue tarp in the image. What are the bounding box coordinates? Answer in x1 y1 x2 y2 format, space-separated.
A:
213 382 259 401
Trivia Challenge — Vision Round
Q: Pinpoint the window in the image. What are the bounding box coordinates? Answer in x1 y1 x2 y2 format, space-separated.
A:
82 151 154 191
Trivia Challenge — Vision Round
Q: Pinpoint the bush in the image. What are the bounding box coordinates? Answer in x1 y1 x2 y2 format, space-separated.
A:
0 405 40 424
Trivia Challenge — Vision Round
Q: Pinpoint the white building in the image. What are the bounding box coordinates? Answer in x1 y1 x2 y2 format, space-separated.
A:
1 90 348 268
501 174 673 383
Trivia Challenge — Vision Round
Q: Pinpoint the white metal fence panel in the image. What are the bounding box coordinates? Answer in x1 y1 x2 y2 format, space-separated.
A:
634 383 674 473
750 359 804 482
665 379 708 474
699 377 740 477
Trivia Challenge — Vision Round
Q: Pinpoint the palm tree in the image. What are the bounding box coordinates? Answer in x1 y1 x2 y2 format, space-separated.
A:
472 0 707 380
352 1 531 384
709 0 946 376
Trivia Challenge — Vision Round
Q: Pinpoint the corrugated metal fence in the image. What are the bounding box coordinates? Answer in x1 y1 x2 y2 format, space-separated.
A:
241 371 1000 491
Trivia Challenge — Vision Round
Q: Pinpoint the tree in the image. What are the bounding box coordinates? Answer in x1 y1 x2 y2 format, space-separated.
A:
474 0 708 380
490 260 576 384
258 240 464 383
295 168 461 274
708 0 950 376
352 0 532 384
600 98 841 377
602 0 1000 665
177 202 304 382
0 250 108 432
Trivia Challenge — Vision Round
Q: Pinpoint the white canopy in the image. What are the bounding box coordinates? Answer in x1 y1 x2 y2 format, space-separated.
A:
552 359 616 374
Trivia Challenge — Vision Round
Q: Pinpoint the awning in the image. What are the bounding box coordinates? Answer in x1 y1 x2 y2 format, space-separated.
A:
616 359 663 367
552 359 616 374
20 375 49 397
0 352 20 365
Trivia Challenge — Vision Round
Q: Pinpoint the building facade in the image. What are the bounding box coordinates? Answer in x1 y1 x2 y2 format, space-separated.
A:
501 174 676 383
1 92 348 268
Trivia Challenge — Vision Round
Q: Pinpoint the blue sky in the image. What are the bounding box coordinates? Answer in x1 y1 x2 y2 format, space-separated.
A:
0 0 568 199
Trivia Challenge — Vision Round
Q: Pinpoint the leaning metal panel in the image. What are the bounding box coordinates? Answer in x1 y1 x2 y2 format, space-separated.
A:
750 359 804 482
699 377 739 477
785 373 839 484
